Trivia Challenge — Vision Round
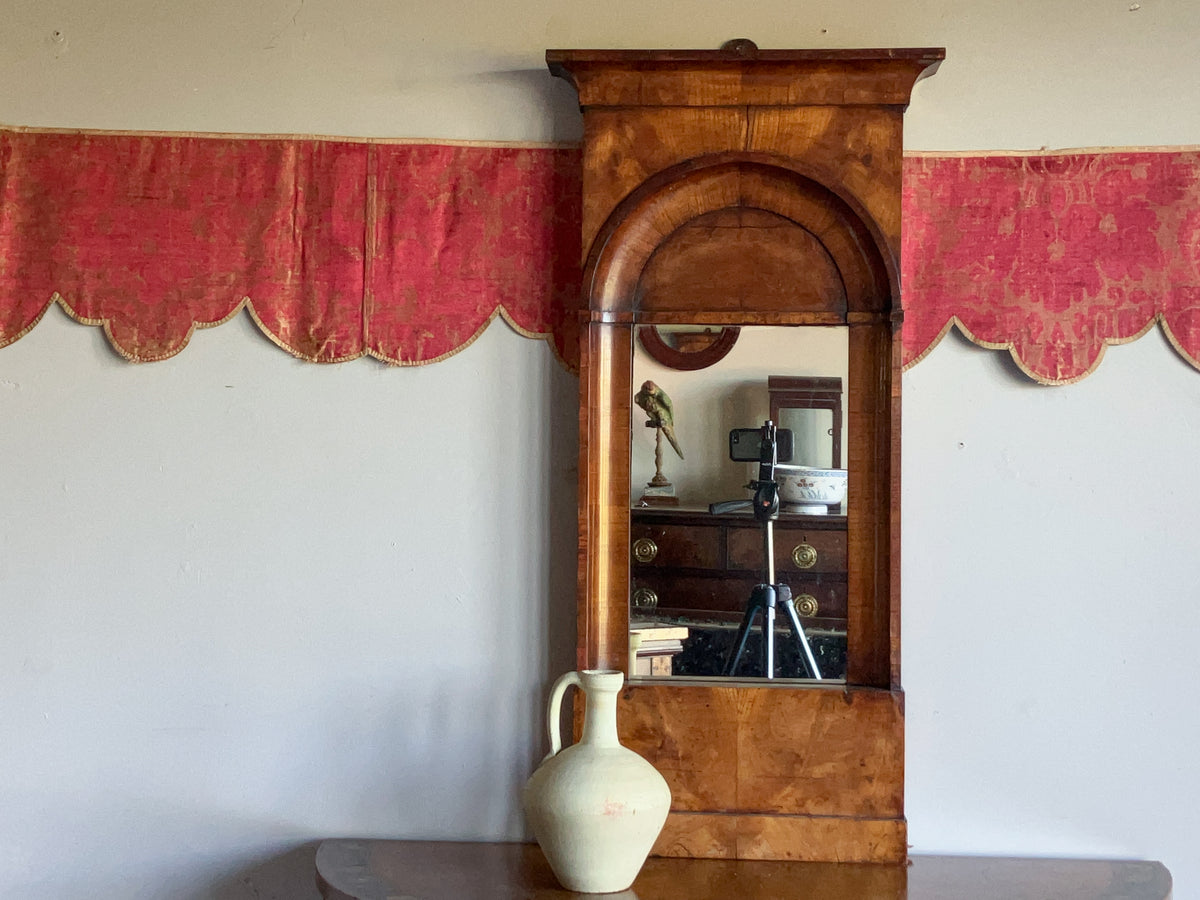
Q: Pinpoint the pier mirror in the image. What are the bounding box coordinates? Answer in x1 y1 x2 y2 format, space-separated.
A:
549 41 942 863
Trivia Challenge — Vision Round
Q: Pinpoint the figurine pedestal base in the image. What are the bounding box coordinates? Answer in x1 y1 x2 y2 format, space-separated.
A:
638 494 679 507
639 482 678 507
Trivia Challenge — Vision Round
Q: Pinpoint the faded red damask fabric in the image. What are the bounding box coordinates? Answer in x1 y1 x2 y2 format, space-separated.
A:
368 142 580 366
2 126 1199 383
902 149 1200 383
0 129 368 361
0 128 581 367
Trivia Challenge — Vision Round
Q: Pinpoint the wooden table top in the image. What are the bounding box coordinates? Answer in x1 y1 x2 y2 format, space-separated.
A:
315 840 1172 900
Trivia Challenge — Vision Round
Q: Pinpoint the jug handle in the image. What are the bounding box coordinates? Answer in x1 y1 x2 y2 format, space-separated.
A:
545 670 582 759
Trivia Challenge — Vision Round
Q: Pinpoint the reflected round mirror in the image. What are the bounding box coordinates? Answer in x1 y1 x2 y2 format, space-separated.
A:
638 325 741 370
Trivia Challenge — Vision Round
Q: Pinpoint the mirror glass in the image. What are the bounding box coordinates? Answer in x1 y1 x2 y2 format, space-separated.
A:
780 408 834 469
628 325 849 684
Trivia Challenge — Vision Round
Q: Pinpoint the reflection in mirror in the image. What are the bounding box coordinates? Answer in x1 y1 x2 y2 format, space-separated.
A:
628 325 849 684
638 325 742 371
782 408 834 468
769 375 844 475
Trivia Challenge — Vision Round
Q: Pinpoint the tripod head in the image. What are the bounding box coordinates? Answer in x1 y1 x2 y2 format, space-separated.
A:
709 420 785 524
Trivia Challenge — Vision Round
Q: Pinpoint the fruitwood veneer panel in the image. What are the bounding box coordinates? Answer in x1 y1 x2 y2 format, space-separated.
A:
579 107 747 247
845 320 897 688
638 208 847 314
653 812 907 863
577 322 633 672
747 106 907 247
617 682 903 860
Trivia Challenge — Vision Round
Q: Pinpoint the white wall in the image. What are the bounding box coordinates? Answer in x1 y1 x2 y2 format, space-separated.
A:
2 2 1199 898
1 311 579 898
905 329 1200 874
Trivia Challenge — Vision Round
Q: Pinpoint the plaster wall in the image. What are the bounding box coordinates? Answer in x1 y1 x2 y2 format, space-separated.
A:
2 1 1198 897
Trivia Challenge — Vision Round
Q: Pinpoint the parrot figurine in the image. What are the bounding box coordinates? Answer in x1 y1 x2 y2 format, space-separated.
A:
634 380 683 460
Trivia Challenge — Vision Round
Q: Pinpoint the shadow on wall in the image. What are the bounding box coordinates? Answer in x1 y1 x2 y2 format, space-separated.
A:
208 842 322 900
474 68 585 143
544 352 582 714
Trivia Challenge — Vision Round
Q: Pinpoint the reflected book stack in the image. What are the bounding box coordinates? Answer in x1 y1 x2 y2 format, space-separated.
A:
629 624 689 677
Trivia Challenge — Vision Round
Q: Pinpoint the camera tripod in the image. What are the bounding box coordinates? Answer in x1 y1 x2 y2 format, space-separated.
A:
710 423 823 681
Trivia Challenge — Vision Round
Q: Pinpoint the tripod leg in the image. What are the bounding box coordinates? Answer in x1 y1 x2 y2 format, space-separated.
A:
723 587 766 677
764 591 776 680
779 588 823 680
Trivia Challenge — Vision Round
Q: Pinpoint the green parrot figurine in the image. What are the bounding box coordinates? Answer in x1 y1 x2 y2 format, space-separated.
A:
634 380 683 460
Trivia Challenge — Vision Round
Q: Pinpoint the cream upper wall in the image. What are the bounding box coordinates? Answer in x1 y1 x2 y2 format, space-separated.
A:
2 1 1199 898
3 0 1199 149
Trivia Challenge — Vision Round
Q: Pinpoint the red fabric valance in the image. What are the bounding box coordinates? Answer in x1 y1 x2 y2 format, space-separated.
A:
0 128 581 367
903 149 1200 383
2 127 1199 384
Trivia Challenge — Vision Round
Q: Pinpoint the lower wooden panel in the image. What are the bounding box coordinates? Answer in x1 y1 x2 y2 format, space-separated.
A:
653 811 907 863
618 682 905 862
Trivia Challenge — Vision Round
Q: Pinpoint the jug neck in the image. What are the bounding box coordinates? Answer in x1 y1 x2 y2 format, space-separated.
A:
579 670 623 747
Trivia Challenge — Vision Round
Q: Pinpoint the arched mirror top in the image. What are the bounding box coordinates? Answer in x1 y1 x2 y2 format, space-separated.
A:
582 156 898 322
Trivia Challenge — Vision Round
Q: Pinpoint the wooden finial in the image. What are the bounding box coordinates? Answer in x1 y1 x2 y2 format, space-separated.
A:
720 38 759 57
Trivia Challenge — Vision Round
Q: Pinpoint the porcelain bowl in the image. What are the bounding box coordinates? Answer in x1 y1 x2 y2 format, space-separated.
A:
774 465 847 514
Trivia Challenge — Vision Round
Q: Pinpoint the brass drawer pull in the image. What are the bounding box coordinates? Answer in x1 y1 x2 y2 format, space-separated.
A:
632 538 659 563
791 543 818 569
632 587 659 609
795 594 819 617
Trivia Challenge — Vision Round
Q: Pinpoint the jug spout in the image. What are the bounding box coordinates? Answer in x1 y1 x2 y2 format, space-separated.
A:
578 669 623 747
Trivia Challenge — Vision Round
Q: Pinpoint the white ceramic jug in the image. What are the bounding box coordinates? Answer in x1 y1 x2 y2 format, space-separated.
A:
523 669 671 893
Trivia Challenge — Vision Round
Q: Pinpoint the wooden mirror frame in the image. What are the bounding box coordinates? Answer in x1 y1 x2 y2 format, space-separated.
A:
549 43 942 865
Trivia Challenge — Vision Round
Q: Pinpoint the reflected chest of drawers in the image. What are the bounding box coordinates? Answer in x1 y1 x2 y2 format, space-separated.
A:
630 507 848 631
